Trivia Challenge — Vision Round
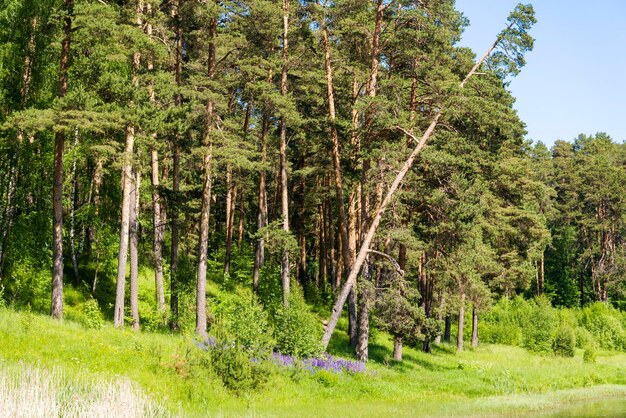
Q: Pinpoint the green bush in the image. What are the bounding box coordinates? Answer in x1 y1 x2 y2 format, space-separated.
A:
210 341 270 394
5 261 50 312
273 291 323 357
480 322 523 346
552 326 575 357
83 298 104 330
522 297 556 353
575 327 596 349
480 298 525 346
579 303 626 350
212 289 274 357
583 346 597 363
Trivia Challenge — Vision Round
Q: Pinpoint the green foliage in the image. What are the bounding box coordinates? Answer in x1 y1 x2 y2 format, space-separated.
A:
579 303 626 350
83 298 104 330
212 289 274 357
519 297 555 353
210 333 270 395
273 291 323 357
551 326 575 357
4 260 50 312
583 346 596 364
374 279 425 344
574 327 596 349
481 297 557 353
480 300 523 346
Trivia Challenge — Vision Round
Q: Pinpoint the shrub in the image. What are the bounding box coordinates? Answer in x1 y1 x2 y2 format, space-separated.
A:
583 346 597 363
273 291 323 357
522 296 556 353
552 326 575 357
210 342 269 394
83 298 104 330
212 289 274 357
480 322 523 346
579 303 626 350
5 261 50 312
575 327 596 349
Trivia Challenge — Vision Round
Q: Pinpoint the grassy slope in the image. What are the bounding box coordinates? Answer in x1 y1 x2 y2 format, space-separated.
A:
2 308 626 417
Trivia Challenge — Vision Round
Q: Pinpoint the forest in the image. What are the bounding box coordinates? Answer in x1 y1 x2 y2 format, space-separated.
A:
1 0 626 416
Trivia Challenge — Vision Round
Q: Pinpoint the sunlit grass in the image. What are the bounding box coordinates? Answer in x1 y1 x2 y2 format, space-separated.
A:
0 307 625 416
0 361 170 417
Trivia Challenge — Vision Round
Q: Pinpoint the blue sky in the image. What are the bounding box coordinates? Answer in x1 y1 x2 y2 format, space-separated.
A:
455 1 626 146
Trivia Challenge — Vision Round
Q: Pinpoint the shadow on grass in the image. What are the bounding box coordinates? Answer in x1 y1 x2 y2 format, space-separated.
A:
329 330 457 373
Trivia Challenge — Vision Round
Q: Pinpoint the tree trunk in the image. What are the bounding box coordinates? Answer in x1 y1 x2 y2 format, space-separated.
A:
224 165 234 274
252 109 269 291
348 288 358 348
539 251 546 294
279 0 291 306
471 305 478 348
457 292 465 352
90 158 103 295
434 294 444 345
321 17 352 277
355 294 370 362
69 127 80 286
535 259 540 295
114 3 143 327
146 9 165 313
169 5 184 331
237 192 245 249
393 338 403 361
0 160 17 276
169 146 181 331
51 0 74 320
319 201 327 288
444 314 451 343
129 167 140 331
299 233 307 290
321 19 358 347
196 15 217 337
113 126 136 328
151 148 165 311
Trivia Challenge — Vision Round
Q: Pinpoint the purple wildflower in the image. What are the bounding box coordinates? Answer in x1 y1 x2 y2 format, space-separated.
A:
195 336 217 352
271 352 365 374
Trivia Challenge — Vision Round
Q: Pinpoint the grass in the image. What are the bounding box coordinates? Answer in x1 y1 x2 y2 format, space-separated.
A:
0 361 169 417
1 307 626 417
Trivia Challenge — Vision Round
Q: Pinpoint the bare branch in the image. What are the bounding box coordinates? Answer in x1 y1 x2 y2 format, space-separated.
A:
368 249 404 277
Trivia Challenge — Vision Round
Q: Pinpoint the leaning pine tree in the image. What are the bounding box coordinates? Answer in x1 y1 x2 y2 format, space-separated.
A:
321 3 536 350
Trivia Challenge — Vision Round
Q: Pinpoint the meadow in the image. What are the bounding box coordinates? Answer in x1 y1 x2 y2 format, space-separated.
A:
2 306 626 417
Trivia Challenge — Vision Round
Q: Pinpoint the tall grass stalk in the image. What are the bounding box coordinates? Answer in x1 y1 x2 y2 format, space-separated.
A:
0 362 171 417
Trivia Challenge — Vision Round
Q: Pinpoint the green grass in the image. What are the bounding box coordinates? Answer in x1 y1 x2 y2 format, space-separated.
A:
1 307 626 416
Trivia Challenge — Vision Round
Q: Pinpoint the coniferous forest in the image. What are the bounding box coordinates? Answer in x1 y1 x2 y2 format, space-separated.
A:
2 1 626 416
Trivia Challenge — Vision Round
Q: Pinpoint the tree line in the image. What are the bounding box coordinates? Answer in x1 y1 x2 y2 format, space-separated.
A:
1 0 624 361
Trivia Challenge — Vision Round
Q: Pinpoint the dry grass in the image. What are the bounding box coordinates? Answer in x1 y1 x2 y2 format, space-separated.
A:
0 362 172 418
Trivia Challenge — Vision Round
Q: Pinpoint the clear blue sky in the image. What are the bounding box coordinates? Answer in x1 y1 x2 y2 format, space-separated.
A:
455 0 626 146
